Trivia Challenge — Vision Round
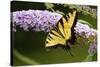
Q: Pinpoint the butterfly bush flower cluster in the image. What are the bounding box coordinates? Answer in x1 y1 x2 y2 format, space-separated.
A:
12 10 62 32
75 21 97 55
75 22 97 38
88 38 97 56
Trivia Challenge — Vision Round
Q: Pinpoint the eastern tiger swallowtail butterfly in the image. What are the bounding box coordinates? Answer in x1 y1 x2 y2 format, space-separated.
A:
45 10 77 55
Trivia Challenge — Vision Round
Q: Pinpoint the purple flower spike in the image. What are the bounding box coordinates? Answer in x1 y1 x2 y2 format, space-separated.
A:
75 22 90 34
12 10 62 32
88 40 97 55
75 21 97 38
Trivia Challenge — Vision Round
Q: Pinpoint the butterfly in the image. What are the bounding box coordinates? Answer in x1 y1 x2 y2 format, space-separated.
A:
45 10 78 55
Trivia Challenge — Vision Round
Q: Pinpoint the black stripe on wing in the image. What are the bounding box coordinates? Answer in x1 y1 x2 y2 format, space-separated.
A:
67 10 78 44
55 17 68 39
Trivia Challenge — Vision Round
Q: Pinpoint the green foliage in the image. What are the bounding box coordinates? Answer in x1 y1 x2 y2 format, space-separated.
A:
56 10 65 15
45 3 54 9
84 53 97 62
44 3 55 12
88 35 96 43
92 53 97 61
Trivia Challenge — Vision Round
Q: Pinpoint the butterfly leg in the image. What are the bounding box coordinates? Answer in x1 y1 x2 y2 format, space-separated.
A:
62 43 73 57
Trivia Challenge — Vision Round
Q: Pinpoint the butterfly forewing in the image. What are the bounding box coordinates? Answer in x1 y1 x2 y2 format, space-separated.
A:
64 11 76 39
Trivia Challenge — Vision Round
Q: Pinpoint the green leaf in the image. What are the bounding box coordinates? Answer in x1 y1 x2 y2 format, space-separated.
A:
92 53 97 61
84 53 97 62
14 49 39 65
84 55 92 61
45 3 54 9
56 10 65 15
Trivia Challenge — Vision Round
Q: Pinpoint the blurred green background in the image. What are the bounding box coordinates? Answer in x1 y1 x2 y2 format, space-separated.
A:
11 1 97 66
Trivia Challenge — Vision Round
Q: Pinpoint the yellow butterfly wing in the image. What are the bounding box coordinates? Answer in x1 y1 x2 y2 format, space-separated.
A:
46 28 66 47
45 11 77 47
63 11 77 40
